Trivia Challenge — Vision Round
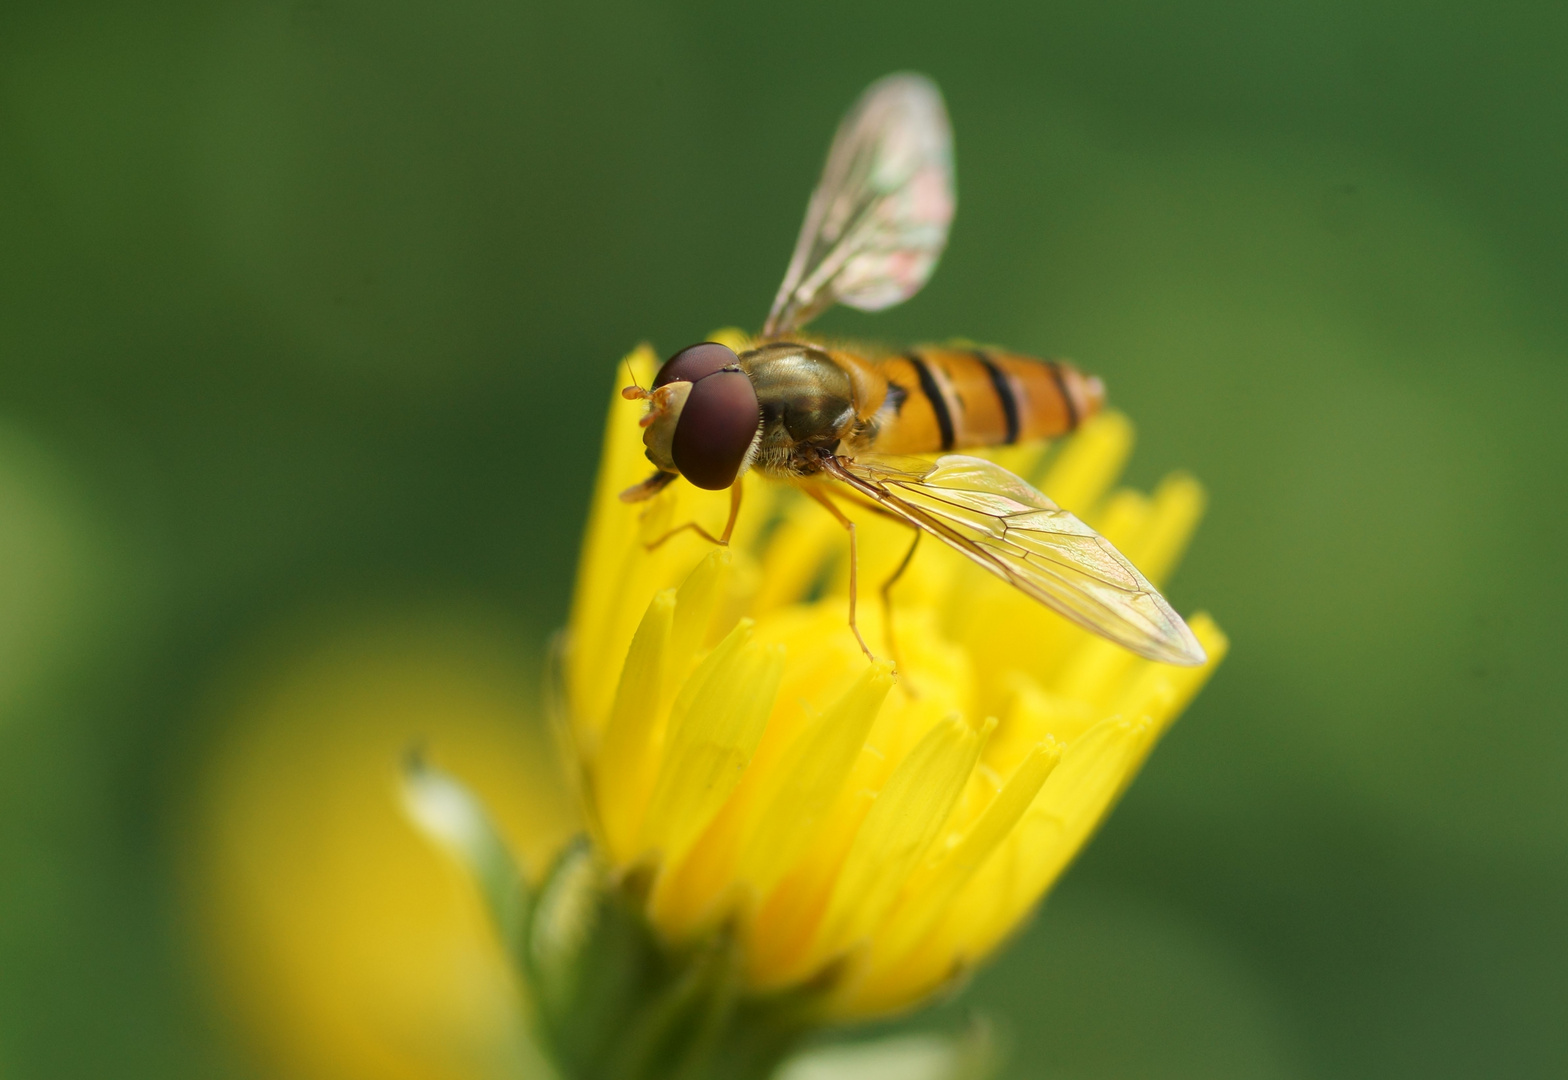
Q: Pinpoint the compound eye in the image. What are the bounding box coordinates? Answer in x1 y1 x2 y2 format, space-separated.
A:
653 342 740 389
671 370 759 490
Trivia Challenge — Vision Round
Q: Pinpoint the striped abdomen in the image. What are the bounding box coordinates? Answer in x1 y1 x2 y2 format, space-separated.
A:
866 346 1105 455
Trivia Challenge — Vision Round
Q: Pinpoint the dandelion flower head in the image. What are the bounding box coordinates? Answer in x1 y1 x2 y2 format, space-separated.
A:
562 334 1227 1020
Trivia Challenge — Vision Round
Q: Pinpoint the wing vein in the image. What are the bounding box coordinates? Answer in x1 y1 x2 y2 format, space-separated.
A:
820 454 1206 666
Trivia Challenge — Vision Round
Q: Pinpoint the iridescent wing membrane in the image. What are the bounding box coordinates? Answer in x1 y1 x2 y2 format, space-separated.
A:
823 454 1206 665
762 73 1199 664
764 73 955 335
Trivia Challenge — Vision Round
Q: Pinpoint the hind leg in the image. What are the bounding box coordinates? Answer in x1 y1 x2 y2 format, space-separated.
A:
879 529 921 672
803 486 875 662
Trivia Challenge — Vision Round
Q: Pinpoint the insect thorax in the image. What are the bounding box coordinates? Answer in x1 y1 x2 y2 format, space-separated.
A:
740 342 865 477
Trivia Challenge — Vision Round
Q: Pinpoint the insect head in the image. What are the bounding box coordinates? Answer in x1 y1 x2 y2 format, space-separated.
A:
625 342 760 490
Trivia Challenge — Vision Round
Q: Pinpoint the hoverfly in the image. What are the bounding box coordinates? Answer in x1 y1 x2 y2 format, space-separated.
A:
621 73 1205 667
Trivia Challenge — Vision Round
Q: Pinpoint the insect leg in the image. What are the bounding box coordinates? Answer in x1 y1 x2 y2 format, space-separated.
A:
719 479 744 544
644 478 744 551
817 487 921 668
828 492 921 680
880 529 921 675
620 469 677 503
804 485 876 662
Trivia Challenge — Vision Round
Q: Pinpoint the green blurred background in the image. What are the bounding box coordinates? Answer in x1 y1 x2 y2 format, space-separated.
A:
2 1 1565 1077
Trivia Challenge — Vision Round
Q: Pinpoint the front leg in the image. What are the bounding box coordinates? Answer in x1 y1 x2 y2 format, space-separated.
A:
645 477 744 551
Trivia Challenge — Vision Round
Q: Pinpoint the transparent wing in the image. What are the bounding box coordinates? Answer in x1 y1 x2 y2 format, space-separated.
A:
821 454 1207 666
763 73 955 336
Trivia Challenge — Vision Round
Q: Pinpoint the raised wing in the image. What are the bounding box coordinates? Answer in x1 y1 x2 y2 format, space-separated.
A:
763 73 955 336
821 454 1207 666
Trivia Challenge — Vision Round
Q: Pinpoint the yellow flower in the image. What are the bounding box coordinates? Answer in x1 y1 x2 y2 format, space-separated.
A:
188 611 578 1080
561 335 1228 1021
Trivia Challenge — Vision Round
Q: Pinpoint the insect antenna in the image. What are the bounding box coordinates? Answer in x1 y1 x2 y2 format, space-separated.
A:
620 358 649 400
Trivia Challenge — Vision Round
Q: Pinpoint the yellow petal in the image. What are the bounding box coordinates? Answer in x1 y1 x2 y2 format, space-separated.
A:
737 661 896 895
809 715 995 970
647 660 895 939
668 547 734 672
593 588 674 864
637 619 784 870
567 344 661 734
1037 409 1134 513
842 739 1063 1015
1128 472 1207 587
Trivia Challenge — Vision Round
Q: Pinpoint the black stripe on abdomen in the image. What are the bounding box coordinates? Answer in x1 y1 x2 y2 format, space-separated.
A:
1046 360 1079 429
974 350 1019 444
906 352 955 451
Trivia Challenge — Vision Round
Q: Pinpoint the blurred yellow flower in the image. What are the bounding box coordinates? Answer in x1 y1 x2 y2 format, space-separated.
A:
561 338 1228 1021
188 612 578 1080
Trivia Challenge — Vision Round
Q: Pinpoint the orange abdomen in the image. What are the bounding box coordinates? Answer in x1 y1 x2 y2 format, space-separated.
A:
867 346 1104 455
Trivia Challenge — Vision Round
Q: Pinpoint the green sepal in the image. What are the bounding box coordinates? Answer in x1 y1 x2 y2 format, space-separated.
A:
525 841 668 1077
402 755 986 1080
774 1021 996 1080
524 847 818 1080
400 749 532 960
